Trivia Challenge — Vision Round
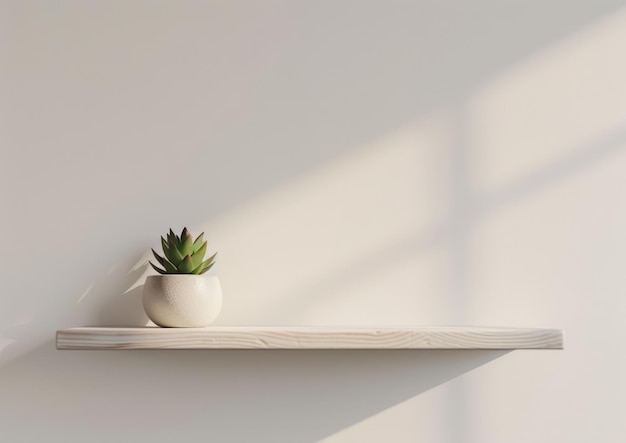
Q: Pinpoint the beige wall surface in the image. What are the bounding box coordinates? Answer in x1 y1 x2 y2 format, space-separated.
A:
1 1 624 442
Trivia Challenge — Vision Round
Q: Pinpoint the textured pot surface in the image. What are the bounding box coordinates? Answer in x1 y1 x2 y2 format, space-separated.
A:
143 275 222 327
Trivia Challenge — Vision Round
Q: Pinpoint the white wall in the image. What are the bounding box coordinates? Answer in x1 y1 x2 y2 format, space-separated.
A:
1 1 625 442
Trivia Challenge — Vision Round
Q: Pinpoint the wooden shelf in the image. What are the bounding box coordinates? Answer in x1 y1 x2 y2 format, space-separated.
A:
56 326 563 350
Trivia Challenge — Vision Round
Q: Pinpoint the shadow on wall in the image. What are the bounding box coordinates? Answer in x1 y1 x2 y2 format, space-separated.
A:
67 250 150 327
0 340 508 442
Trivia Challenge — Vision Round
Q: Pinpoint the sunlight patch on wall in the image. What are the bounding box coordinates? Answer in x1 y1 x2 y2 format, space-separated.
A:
469 145 626 325
196 112 454 325
468 7 626 193
465 8 626 325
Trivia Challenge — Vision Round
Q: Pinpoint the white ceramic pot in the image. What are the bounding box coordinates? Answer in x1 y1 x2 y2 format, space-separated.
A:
142 275 222 327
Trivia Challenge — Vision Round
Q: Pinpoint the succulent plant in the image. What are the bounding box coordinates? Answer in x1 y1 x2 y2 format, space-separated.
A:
150 227 217 275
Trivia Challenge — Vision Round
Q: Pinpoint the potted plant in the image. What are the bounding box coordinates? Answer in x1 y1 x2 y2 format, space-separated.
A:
143 227 222 327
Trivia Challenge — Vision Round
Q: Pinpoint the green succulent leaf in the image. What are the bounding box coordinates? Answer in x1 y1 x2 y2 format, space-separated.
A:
190 261 204 274
163 241 183 266
196 252 217 274
179 230 194 257
151 249 177 273
204 251 217 266
149 261 167 274
192 232 204 253
178 254 194 273
169 228 181 250
181 227 191 240
161 236 170 254
198 261 215 274
191 260 213 274
191 241 207 268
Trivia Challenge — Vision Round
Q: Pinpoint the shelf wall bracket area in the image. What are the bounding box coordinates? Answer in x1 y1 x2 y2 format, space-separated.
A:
56 326 564 350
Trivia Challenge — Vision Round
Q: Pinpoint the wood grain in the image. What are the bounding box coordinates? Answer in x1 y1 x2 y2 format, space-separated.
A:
56 326 564 350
